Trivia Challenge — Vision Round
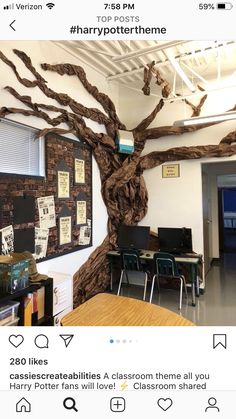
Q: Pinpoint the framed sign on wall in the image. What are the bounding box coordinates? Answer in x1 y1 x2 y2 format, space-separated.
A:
162 164 180 178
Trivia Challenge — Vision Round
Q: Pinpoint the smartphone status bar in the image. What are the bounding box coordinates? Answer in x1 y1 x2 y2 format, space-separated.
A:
0 0 235 39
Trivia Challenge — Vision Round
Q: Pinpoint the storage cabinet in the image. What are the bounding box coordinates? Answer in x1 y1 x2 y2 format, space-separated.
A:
0 272 73 326
49 271 73 326
0 278 53 326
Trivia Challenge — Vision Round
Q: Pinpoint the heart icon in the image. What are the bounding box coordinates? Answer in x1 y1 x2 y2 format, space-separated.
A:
9 334 24 348
157 398 173 411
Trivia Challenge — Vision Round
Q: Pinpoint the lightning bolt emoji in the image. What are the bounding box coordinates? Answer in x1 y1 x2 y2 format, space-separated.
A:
121 381 128 391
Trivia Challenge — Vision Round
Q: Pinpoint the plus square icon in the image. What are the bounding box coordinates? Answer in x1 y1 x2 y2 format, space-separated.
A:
110 397 126 412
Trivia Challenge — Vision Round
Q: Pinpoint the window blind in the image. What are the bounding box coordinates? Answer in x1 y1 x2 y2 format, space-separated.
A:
0 119 45 176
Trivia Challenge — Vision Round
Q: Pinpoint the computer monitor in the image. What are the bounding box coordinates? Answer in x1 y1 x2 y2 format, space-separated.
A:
117 225 150 250
158 227 193 254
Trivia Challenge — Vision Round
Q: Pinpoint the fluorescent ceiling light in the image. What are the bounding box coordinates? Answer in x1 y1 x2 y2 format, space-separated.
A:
174 111 236 126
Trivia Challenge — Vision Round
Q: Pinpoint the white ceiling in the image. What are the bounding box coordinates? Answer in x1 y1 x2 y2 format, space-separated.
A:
54 40 236 99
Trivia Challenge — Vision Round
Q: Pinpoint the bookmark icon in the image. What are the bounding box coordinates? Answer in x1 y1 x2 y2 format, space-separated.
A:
213 334 227 349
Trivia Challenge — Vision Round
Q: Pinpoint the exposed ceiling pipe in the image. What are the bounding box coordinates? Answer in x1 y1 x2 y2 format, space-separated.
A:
165 50 196 92
165 83 236 102
107 41 236 81
181 62 208 85
117 81 236 103
112 40 187 62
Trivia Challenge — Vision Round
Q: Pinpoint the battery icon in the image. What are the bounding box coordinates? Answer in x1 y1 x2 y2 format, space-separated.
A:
217 2 233 9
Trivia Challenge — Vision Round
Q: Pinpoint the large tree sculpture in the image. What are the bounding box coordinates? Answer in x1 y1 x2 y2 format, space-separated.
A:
1 48 236 307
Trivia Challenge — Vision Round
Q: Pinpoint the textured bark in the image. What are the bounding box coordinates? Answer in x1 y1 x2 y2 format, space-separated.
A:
12 49 117 137
133 99 164 133
139 139 236 171
139 121 220 141
41 62 126 131
184 94 208 117
151 64 172 98
0 49 236 306
142 61 171 98
0 50 45 87
220 130 236 144
0 88 116 150
142 61 155 96
73 235 111 306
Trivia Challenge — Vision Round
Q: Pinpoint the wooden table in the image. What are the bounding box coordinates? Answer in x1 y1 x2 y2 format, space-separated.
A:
61 293 194 326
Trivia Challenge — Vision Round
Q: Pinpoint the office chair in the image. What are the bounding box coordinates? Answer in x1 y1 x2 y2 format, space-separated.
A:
117 249 148 300
149 252 188 310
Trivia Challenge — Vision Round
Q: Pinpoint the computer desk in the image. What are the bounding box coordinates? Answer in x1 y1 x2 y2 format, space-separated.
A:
107 250 201 306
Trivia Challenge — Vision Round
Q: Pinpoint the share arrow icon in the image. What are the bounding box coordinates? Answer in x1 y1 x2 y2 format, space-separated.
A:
59 334 74 348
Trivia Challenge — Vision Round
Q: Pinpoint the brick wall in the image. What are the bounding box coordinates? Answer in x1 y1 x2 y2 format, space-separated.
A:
0 132 92 260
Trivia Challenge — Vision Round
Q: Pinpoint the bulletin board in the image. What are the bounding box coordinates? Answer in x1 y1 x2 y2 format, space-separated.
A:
0 132 92 261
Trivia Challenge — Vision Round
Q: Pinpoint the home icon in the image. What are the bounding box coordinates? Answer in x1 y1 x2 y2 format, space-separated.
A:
16 397 31 413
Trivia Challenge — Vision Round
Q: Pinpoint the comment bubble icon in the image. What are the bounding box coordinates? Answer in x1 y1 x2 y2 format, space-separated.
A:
34 334 49 349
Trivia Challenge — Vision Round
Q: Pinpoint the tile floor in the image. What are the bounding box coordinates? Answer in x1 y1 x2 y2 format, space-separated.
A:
112 253 236 326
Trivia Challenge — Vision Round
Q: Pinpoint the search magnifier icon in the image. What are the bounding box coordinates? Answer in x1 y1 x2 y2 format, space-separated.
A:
63 397 78 412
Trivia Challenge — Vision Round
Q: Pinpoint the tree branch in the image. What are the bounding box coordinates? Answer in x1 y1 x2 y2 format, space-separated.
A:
139 120 222 141
142 61 154 96
133 99 164 133
142 61 171 98
151 64 172 98
13 49 118 137
0 88 116 150
184 94 208 117
0 49 118 137
139 136 236 171
0 50 45 87
41 62 126 130
140 102 236 141
220 130 236 144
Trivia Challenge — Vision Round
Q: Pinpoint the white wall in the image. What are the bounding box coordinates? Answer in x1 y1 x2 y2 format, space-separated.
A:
0 41 109 276
118 82 236 258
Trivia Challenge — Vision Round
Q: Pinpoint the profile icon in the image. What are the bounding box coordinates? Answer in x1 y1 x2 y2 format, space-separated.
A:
205 397 220 412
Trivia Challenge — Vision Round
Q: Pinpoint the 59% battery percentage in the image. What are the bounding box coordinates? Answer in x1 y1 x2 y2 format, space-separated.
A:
199 2 233 9
199 3 215 9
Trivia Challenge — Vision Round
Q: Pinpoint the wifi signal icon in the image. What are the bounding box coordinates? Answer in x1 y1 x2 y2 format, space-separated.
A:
46 2 55 9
